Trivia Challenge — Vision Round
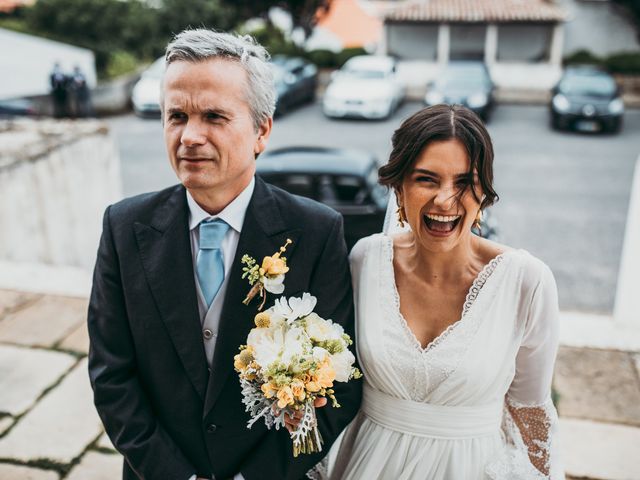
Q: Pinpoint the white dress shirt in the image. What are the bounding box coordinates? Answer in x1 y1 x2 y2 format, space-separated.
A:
186 178 254 480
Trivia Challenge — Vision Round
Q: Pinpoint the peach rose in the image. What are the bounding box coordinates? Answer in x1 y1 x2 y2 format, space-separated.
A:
261 255 289 276
261 382 277 399
291 379 306 401
276 386 294 409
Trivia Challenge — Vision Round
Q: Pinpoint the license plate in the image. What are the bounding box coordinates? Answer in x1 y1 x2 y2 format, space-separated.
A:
576 120 600 132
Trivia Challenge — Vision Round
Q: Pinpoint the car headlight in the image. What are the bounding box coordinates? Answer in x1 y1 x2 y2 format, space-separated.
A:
552 94 570 113
425 91 444 105
608 98 624 115
467 93 488 109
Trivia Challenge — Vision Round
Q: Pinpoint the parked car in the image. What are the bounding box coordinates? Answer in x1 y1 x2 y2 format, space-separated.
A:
550 66 624 133
323 55 404 120
272 55 318 116
0 98 37 118
131 56 165 118
425 61 495 121
256 146 388 249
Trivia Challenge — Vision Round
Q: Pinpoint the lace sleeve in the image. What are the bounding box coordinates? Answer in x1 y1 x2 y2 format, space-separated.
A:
487 262 564 479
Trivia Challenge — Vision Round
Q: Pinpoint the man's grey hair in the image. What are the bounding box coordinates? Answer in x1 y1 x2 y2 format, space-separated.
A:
164 29 276 130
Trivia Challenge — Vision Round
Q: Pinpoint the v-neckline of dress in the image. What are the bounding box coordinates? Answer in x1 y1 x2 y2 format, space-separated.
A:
384 235 509 355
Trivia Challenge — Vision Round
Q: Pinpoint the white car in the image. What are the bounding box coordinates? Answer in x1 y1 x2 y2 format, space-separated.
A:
323 55 404 120
131 57 165 118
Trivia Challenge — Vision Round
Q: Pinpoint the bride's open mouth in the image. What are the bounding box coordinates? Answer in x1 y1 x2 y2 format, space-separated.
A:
423 214 462 235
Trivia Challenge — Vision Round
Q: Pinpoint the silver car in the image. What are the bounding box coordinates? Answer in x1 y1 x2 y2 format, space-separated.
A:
323 55 404 120
131 57 165 118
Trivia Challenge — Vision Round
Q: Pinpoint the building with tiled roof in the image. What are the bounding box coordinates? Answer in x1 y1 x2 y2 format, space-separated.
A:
385 0 567 23
377 0 570 95
306 0 383 52
0 0 34 13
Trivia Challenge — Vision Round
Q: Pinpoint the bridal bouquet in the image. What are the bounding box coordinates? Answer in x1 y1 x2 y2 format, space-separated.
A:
234 293 361 457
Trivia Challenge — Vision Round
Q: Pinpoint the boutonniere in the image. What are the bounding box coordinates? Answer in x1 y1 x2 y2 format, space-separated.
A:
241 239 292 310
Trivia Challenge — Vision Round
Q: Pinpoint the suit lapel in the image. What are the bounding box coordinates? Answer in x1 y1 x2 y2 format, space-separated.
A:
133 186 208 401
203 177 300 417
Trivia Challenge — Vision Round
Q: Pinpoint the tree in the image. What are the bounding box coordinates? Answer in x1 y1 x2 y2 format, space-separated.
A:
22 0 239 76
612 0 640 40
25 0 162 73
158 0 236 39
222 0 332 39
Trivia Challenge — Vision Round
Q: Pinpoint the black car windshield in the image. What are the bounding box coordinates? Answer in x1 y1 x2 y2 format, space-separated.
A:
438 70 487 89
559 75 616 97
342 69 387 80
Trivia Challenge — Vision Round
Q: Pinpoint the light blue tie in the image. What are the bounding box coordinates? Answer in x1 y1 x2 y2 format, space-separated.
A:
197 219 229 308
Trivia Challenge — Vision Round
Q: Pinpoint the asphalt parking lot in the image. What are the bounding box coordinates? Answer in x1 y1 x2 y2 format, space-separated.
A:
107 102 640 313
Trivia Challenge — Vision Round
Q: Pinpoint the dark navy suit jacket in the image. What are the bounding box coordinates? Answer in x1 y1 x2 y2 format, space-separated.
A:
88 176 362 479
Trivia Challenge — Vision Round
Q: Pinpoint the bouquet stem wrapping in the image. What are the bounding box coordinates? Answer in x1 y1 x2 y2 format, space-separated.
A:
293 405 323 458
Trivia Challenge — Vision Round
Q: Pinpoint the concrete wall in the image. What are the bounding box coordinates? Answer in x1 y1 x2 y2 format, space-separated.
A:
0 119 122 270
497 24 553 62
559 0 640 56
387 23 438 61
614 153 640 328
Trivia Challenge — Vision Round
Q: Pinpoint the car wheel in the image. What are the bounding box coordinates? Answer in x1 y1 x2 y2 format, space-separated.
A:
307 88 316 104
550 114 562 131
609 117 623 134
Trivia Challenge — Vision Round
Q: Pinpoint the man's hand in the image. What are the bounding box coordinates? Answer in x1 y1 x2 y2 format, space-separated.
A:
283 398 327 433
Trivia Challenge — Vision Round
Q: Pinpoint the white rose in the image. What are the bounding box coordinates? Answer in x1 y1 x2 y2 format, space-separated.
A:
331 349 356 382
312 346 330 362
280 326 308 366
271 293 317 324
262 274 285 294
305 314 343 342
247 324 285 368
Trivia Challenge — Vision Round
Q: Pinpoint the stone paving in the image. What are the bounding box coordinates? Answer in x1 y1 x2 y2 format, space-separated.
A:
1 289 639 479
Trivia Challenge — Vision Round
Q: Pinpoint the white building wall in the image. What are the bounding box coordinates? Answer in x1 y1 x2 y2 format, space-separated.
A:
497 24 553 62
559 0 640 55
0 28 96 100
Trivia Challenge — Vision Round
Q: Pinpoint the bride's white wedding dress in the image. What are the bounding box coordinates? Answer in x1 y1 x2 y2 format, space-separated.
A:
330 234 563 479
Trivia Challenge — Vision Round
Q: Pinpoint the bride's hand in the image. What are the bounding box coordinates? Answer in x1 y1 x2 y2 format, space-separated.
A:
284 397 327 433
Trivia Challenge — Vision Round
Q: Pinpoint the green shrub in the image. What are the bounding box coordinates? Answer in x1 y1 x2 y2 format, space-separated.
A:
104 51 140 80
246 24 304 59
605 51 640 74
563 49 603 67
336 47 368 67
306 49 338 68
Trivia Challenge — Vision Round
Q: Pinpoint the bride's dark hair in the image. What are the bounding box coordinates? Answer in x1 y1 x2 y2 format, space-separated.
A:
379 104 498 210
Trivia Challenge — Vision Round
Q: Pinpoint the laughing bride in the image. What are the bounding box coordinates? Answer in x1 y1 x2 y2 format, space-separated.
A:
330 104 563 479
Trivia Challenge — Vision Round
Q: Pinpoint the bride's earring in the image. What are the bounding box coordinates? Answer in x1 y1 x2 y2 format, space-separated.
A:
397 206 407 228
473 209 483 231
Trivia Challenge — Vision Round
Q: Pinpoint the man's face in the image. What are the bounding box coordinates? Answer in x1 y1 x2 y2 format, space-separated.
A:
163 58 271 197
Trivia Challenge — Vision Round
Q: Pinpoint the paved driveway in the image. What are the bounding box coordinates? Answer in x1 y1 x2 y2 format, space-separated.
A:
107 103 640 313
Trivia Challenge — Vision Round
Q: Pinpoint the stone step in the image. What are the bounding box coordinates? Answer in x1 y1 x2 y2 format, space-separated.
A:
554 347 640 426
96 432 115 452
560 418 640 480
65 451 121 480
0 290 41 319
0 345 76 416
0 462 59 479
0 359 102 464
0 295 87 348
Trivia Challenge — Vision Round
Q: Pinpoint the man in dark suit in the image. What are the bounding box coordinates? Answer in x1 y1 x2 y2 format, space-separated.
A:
88 29 361 480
